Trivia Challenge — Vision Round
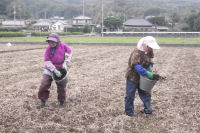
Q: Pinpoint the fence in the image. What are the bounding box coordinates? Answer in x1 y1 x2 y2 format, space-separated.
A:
103 32 200 37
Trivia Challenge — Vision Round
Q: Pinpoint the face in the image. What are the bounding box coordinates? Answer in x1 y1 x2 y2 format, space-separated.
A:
146 46 153 53
144 45 153 53
48 41 57 47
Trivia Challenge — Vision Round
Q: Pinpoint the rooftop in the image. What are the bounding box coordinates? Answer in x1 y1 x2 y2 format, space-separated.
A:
73 16 92 20
123 19 153 27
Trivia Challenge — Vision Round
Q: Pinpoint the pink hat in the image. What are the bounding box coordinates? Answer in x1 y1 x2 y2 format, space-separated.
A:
46 33 60 43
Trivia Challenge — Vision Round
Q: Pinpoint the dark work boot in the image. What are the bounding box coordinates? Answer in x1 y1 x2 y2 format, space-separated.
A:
59 101 65 108
144 108 153 114
40 101 46 108
126 113 134 117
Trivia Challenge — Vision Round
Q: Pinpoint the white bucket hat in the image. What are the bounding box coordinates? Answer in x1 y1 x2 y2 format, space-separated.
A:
137 36 160 51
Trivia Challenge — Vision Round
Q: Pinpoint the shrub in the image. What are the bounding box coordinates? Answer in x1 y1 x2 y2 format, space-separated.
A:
0 32 26 37
0 28 20 32
31 32 84 37
66 27 84 33
83 25 91 33
94 27 101 33
70 32 84 35
57 32 72 36
31 32 51 36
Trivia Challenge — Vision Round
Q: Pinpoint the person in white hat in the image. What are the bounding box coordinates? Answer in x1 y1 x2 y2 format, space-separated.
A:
124 36 160 116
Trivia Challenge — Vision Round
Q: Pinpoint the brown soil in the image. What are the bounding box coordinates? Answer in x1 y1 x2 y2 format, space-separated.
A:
0 44 200 132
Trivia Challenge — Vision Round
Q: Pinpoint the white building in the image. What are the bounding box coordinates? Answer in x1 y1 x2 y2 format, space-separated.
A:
51 21 69 32
1 20 25 28
32 21 51 32
72 15 94 27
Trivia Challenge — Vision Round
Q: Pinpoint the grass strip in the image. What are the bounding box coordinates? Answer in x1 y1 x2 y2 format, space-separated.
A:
0 37 200 44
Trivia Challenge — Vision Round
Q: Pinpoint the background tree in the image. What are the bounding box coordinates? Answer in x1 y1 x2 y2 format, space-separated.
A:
185 12 200 31
83 25 91 33
2 0 200 32
144 8 165 17
104 17 123 31
148 16 167 26
193 16 200 31
170 12 180 29
0 0 12 17
0 0 31 19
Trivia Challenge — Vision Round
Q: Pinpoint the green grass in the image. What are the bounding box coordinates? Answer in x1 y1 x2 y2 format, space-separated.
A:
0 36 200 44
0 37 45 42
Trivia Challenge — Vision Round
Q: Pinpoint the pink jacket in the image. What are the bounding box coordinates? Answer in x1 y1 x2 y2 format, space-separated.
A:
44 42 72 71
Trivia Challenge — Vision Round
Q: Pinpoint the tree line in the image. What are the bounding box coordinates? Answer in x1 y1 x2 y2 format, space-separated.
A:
1 0 200 31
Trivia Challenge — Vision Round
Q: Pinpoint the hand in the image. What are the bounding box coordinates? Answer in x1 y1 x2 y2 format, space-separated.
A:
54 69 62 77
62 62 67 69
146 71 153 80
147 64 153 72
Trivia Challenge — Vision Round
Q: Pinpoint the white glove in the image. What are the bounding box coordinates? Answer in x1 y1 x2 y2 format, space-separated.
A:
64 53 72 64
62 62 67 69
54 69 62 77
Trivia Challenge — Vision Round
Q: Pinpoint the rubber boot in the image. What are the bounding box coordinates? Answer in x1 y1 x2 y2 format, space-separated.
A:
59 101 65 108
40 101 46 108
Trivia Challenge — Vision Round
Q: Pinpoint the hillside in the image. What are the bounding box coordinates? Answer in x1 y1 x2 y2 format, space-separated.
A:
2 0 200 22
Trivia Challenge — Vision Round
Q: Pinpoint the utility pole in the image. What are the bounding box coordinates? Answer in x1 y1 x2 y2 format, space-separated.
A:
18 6 22 25
101 0 104 37
13 5 16 21
44 10 47 19
83 0 85 16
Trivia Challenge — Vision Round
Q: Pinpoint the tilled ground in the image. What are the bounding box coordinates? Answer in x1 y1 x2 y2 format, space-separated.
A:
0 44 200 133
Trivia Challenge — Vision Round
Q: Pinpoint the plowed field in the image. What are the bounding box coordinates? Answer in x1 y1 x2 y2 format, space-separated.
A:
0 44 200 133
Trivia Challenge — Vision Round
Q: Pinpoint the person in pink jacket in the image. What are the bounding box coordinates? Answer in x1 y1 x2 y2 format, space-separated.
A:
38 33 72 108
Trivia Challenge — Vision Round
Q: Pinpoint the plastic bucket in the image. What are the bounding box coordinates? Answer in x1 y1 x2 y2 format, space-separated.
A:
53 68 68 85
139 75 157 93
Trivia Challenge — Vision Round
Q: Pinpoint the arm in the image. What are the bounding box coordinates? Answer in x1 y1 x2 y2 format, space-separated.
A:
134 64 147 76
147 57 154 72
147 63 153 72
45 61 56 72
134 64 153 79
44 47 61 77
64 52 72 65
44 47 56 72
62 43 72 68
129 49 153 79
45 61 62 77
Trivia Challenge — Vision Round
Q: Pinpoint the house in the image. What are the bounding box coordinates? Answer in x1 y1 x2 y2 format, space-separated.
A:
1 20 25 28
156 26 169 32
51 21 69 32
123 18 153 31
32 21 52 32
50 16 65 23
25 18 35 25
72 15 95 28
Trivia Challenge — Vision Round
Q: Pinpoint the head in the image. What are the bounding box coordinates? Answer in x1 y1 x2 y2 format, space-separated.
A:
46 33 60 47
144 45 153 54
137 36 160 53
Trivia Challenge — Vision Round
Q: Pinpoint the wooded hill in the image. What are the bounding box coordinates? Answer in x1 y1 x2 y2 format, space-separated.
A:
1 0 200 23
